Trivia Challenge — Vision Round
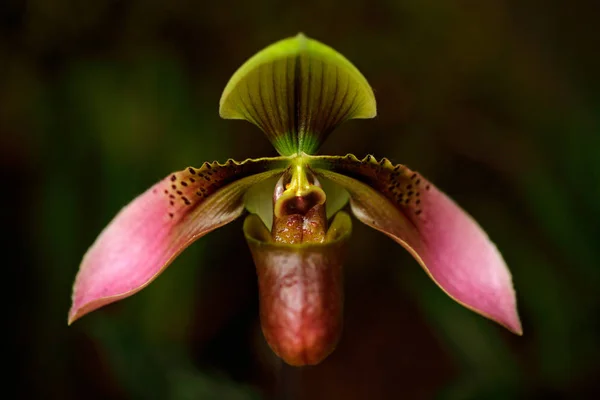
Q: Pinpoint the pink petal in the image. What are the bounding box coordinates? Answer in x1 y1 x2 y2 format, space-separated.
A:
311 154 522 334
69 158 287 324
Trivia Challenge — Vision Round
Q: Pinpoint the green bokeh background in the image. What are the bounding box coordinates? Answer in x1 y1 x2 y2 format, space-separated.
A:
5 1 599 399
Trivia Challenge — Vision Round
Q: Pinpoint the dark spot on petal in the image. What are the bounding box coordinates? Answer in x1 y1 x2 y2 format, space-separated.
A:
170 175 177 181
407 184 413 190
416 199 421 205
163 189 168 194
426 185 431 190
177 190 183 195
169 194 175 199
190 178 196 183
171 184 177 190
182 196 191 205
181 181 188 187
170 200 174 206
188 167 196 175
410 173 417 180
152 188 157 194
416 192 420 197
169 212 174 218
196 191 203 197
404 198 410 204
408 191 414 196
416 179 421 185
416 210 422 215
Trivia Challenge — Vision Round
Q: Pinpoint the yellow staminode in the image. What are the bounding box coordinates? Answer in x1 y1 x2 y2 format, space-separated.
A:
273 157 326 218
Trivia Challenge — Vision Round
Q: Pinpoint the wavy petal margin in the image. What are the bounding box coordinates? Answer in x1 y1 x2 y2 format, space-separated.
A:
220 33 376 156
309 154 522 334
69 157 289 324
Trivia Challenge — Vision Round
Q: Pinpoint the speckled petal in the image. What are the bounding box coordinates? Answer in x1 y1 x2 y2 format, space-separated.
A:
309 154 522 334
69 157 289 324
220 33 376 156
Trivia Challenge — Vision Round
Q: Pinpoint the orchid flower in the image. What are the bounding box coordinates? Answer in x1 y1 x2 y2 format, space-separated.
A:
69 34 521 366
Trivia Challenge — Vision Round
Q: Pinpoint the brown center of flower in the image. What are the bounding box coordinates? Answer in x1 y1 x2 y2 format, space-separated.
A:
271 165 328 244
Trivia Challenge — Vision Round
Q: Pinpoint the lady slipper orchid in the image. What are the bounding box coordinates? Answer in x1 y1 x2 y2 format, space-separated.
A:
69 34 522 366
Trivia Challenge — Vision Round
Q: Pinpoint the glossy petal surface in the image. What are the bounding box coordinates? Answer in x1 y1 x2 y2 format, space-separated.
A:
220 33 376 155
244 211 352 366
310 154 522 334
69 157 288 324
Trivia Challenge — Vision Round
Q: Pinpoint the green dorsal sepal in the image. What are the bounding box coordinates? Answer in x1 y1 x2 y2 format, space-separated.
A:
219 33 377 156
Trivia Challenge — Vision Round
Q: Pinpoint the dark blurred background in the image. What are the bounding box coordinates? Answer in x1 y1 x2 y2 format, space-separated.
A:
4 0 600 399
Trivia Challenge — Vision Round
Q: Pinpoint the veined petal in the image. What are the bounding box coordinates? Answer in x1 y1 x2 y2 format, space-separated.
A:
309 154 522 334
69 157 289 324
244 211 352 366
220 33 376 156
